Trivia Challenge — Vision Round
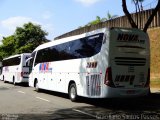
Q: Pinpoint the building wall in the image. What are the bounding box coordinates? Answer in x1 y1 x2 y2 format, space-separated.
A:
55 9 160 40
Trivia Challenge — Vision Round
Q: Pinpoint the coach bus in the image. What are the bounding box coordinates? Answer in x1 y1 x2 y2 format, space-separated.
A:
27 27 150 101
2 53 31 85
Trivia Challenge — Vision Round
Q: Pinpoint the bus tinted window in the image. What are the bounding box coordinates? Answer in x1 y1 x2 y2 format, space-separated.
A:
30 52 36 67
35 33 103 64
35 48 49 65
71 33 103 58
3 56 21 66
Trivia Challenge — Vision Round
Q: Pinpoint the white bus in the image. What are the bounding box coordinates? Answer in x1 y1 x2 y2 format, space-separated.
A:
28 27 150 101
2 53 31 85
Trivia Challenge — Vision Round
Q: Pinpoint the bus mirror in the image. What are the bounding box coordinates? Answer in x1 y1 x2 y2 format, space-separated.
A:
25 57 33 66
26 57 33 62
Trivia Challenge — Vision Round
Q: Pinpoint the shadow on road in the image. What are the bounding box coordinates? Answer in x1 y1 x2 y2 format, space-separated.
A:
38 89 160 111
35 89 69 99
36 89 160 112
46 93 160 119
33 89 160 117
1 81 29 87
17 93 160 120
15 83 29 87
2 90 159 120
80 93 160 110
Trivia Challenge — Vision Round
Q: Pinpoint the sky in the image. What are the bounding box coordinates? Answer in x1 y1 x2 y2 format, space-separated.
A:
0 0 157 43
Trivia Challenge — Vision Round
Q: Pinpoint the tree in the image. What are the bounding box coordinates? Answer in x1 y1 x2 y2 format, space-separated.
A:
0 35 16 59
122 0 160 32
101 12 118 22
14 22 48 53
0 22 48 60
132 0 144 12
87 16 101 26
131 0 144 28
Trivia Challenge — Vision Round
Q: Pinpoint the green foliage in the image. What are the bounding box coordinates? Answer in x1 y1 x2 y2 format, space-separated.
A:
0 22 48 60
85 12 118 26
14 22 48 54
0 35 16 59
87 16 101 26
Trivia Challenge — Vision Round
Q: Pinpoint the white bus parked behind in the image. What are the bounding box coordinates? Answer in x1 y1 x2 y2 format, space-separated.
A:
28 27 150 101
2 53 31 85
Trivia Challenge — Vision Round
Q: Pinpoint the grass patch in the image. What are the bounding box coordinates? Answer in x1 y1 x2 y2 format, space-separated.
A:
150 78 160 88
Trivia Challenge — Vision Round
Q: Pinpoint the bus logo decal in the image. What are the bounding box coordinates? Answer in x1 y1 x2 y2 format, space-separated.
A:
39 62 52 73
117 34 145 44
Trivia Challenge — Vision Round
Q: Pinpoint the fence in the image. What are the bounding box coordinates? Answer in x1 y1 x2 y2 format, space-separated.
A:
54 9 160 40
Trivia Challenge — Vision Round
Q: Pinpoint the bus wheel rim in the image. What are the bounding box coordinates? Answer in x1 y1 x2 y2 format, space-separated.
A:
70 87 76 99
36 82 39 90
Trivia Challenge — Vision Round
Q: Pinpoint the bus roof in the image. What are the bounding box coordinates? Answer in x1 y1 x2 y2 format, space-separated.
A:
33 27 146 52
33 28 107 52
3 53 31 61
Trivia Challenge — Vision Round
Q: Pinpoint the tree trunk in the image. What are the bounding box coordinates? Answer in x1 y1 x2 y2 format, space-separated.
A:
143 0 160 32
122 0 138 28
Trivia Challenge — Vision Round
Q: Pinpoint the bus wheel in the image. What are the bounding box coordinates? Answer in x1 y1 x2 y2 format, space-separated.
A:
35 80 40 92
13 76 16 85
3 76 6 83
69 83 78 102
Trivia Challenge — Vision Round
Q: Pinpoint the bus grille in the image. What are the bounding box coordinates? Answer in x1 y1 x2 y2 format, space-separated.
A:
86 74 101 96
115 57 146 66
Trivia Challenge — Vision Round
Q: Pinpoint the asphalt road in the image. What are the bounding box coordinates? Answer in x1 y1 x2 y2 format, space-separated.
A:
0 80 160 120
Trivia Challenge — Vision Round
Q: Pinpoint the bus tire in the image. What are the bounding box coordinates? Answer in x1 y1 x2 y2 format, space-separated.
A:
35 80 40 92
13 76 16 85
69 83 78 102
3 76 6 83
